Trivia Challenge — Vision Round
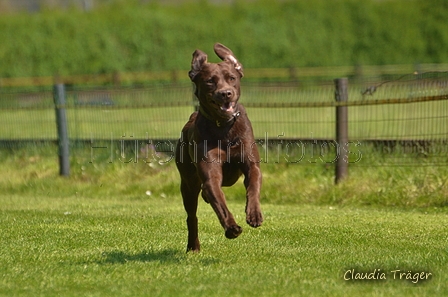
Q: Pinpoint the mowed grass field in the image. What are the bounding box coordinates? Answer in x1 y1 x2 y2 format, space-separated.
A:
1 147 448 296
1 196 448 297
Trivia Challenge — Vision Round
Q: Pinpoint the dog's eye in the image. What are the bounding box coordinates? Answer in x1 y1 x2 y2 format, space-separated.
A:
206 78 214 84
229 76 236 82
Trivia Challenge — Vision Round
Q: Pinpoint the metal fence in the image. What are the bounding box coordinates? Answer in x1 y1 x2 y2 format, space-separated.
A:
1 72 447 173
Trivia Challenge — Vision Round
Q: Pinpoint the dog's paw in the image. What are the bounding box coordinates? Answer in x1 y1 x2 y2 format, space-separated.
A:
186 241 201 253
246 210 263 228
225 225 243 239
186 246 200 253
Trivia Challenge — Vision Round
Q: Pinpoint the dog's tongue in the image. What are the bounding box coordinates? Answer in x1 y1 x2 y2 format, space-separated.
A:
220 101 236 113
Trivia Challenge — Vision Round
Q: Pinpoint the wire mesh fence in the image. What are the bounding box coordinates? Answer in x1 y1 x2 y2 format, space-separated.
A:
0 72 447 169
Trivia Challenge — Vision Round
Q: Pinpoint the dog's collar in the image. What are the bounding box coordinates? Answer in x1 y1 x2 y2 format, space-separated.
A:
199 105 240 127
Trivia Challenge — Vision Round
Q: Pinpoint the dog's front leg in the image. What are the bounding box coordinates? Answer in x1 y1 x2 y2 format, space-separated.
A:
180 178 201 252
243 162 263 228
177 136 202 252
197 151 242 239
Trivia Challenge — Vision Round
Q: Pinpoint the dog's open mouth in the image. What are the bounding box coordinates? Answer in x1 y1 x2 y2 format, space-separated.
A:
219 101 237 113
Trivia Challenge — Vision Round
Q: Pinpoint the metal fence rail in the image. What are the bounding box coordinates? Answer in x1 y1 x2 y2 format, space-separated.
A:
1 74 447 172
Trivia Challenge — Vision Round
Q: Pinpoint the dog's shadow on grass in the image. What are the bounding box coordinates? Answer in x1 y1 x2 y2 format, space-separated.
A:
96 249 219 265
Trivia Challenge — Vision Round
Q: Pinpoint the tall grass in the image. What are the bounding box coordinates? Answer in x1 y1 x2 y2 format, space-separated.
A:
1 144 447 208
0 0 447 78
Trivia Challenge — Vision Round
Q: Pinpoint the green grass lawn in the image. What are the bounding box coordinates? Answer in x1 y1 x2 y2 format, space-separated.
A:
0 146 447 296
1 196 447 297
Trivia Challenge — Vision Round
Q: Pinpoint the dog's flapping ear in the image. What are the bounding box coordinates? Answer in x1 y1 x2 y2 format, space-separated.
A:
189 49 208 81
214 43 244 77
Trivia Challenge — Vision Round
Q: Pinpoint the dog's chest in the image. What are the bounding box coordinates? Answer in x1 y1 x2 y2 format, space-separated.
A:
203 134 245 162
203 135 243 154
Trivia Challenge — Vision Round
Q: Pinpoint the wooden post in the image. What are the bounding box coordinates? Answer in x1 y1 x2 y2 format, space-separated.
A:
53 84 70 176
334 78 348 184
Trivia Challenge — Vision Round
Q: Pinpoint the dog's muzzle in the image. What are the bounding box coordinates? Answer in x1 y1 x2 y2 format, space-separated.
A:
214 89 238 114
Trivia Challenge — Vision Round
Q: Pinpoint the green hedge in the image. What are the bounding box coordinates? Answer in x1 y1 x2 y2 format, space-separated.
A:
0 0 447 78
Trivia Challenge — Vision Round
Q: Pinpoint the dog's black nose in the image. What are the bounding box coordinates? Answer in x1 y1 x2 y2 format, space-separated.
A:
220 90 233 99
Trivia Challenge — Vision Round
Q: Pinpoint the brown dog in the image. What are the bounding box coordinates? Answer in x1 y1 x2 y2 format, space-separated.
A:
175 43 263 252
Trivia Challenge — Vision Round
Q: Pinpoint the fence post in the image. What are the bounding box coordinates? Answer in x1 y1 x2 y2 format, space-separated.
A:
334 78 348 184
53 84 70 176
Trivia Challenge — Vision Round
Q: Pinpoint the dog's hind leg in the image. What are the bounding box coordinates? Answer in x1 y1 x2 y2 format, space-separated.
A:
180 177 201 252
